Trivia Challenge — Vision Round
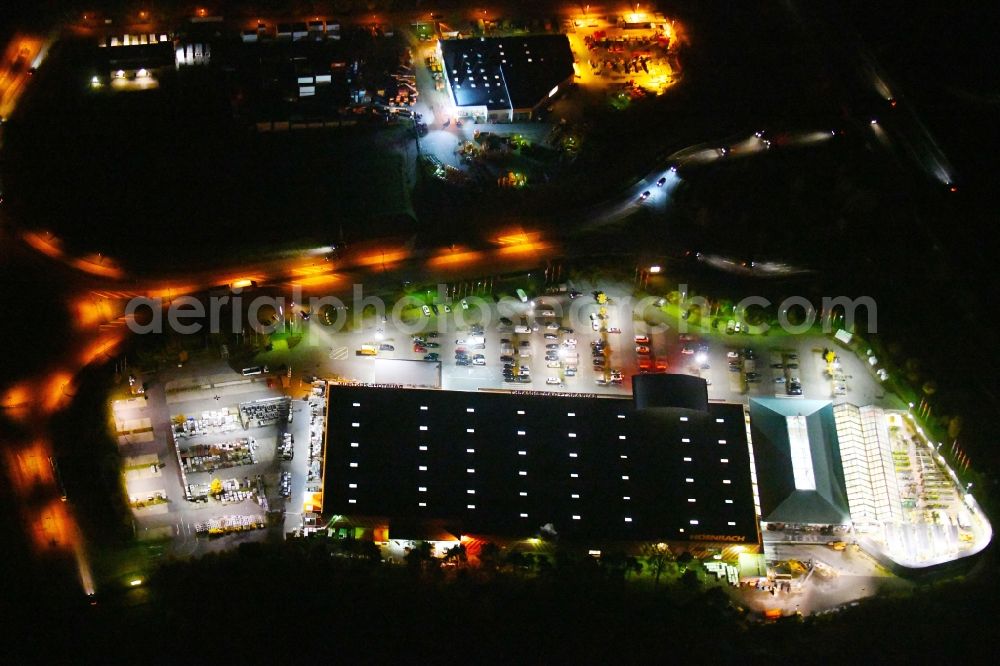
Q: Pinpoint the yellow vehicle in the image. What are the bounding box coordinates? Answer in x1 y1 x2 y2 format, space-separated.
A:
357 344 377 356
827 541 847 551
787 560 808 575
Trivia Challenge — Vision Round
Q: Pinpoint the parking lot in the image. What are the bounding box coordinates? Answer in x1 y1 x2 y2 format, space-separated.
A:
252 280 894 411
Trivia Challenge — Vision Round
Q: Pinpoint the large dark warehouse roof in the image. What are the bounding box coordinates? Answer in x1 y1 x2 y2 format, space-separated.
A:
440 35 574 111
323 382 759 544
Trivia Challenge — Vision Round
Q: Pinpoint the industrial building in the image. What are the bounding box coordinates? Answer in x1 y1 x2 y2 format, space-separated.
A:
98 34 175 83
322 374 760 547
438 35 575 122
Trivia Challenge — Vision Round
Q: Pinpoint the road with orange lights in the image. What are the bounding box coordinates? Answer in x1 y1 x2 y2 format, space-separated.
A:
0 35 46 120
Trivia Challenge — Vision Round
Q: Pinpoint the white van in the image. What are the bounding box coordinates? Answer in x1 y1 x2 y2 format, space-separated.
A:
514 325 531 334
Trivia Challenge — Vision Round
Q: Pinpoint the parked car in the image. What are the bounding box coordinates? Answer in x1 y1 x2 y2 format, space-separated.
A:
636 345 651 355
421 305 431 316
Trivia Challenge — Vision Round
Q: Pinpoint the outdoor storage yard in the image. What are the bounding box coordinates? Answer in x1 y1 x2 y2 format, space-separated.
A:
113 362 315 557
